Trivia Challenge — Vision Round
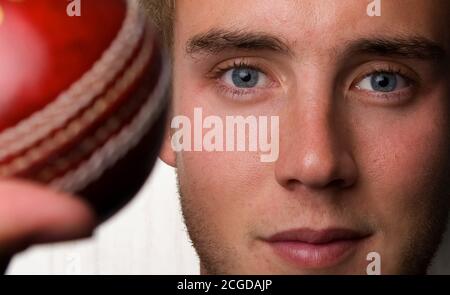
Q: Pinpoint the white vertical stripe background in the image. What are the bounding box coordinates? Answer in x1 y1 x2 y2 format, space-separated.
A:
7 160 199 275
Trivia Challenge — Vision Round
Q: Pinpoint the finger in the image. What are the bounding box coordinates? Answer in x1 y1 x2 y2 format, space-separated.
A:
0 179 97 257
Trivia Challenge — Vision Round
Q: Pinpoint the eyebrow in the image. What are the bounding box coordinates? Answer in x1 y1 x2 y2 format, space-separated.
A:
185 28 447 64
344 37 447 61
186 28 293 56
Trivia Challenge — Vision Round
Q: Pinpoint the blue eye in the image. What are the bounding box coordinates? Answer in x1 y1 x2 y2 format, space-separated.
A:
223 67 268 89
356 72 409 93
231 68 259 88
371 73 397 92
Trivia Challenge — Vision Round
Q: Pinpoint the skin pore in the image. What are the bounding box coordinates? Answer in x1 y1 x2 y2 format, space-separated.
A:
160 0 450 274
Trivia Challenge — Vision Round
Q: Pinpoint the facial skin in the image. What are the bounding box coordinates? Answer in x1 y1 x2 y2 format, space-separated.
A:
160 0 450 274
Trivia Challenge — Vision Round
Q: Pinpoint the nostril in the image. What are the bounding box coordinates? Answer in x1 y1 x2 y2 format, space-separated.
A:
285 178 301 190
328 178 348 189
284 177 346 190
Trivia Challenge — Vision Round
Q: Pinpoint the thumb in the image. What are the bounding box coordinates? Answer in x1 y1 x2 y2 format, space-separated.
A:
0 179 97 273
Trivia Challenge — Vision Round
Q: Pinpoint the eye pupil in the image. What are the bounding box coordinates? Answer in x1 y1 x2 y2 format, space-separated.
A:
377 76 389 87
239 71 252 82
371 72 397 92
232 67 259 88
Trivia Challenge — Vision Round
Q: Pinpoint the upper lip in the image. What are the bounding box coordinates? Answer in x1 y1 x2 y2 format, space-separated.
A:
266 228 369 244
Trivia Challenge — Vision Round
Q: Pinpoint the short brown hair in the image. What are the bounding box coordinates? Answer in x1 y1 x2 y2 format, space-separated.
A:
140 0 175 48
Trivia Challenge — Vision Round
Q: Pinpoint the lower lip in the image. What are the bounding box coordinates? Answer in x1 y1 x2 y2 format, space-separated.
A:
268 239 363 269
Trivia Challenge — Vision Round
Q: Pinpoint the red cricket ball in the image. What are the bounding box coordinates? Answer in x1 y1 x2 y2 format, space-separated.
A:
0 0 170 219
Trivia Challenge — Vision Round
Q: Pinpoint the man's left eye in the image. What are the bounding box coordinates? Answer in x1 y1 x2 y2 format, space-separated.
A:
223 67 269 88
355 72 410 93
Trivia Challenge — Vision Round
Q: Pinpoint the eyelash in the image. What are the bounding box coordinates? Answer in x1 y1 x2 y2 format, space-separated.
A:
349 63 421 105
209 60 263 78
354 64 417 88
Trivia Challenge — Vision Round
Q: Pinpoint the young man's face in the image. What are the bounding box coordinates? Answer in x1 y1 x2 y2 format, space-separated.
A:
160 0 450 274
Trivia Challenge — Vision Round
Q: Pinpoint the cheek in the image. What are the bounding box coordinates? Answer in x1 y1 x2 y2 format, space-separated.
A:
176 150 274 252
172 71 278 216
173 86 274 240
178 150 267 219
355 93 450 231
350 91 450 271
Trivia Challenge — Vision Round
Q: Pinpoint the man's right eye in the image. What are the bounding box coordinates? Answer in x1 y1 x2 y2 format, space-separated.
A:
222 66 269 89
223 67 266 88
207 59 280 101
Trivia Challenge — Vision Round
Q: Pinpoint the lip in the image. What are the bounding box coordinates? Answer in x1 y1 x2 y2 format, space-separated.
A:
265 228 370 269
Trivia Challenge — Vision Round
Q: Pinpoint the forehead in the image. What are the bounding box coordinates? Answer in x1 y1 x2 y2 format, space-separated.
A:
175 0 450 52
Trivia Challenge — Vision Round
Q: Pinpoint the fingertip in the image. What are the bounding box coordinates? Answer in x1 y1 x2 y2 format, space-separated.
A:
0 179 97 252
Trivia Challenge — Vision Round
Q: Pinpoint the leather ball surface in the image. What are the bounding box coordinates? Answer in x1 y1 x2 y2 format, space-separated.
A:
0 0 169 219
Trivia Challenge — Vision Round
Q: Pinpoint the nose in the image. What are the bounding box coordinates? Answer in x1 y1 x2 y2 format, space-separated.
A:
274 87 358 191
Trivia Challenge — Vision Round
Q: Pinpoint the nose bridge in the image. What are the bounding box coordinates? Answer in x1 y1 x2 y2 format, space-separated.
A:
301 102 336 161
287 61 338 157
287 84 339 171
275 63 357 190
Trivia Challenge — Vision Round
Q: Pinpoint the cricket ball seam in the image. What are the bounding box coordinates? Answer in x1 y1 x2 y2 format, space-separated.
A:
0 0 143 159
0 19 158 178
49 31 170 193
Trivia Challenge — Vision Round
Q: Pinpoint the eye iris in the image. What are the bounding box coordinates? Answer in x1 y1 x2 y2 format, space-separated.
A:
371 72 397 92
232 67 259 88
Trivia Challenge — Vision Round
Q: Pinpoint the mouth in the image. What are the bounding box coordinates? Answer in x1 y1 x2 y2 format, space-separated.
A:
264 228 371 270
